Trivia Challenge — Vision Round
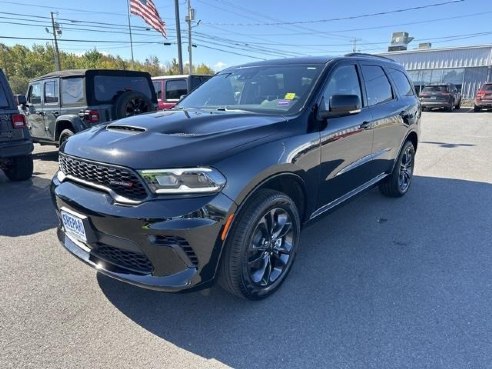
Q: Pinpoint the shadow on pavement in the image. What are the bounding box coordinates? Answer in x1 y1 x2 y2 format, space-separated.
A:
97 175 492 369
32 149 59 162
421 141 475 148
0 174 57 237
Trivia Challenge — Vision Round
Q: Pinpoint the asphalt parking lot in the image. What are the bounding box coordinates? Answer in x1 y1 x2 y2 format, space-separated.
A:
1 109 491 369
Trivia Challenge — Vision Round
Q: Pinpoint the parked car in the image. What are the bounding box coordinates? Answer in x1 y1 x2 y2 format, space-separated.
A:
473 83 492 112
0 69 33 181
152 74 212 110
51 54 420 300
19 69 157 147
419 83 461 111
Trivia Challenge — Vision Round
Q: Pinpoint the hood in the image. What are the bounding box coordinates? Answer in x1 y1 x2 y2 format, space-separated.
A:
62 109 288 169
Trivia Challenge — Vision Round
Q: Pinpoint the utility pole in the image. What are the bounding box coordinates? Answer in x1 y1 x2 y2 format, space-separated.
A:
185 0 194 74
174 0 184 74
50 12 61 71
352 38 361 53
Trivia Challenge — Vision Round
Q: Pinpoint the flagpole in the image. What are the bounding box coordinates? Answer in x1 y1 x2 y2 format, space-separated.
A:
126 0 135 68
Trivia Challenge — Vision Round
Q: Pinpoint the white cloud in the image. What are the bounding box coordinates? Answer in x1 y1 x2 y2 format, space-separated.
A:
214 61 227 71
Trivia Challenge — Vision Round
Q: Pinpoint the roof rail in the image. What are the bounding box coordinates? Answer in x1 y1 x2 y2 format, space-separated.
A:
345 53 394 61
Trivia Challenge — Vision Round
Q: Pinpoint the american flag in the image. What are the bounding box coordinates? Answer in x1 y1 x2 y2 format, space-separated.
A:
130 0 166 37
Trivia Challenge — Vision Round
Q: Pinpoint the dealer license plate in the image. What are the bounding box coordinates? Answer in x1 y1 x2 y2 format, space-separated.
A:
61 209 87 243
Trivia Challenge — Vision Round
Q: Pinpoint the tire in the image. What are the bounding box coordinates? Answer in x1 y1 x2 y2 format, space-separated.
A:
113 91 153 120
445 103 454 112
218 189 301 300
3 155 33 181
455 99 461 109
474 105 480 112
421 107 427 112
379 141 415 198
59 129 74 147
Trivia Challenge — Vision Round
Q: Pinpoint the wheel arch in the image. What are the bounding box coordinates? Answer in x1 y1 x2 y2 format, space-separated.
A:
55 115 86 141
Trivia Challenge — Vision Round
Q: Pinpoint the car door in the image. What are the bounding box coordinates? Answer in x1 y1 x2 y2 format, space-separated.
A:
26 82 46 140
317 62 375 209
164 78 187 109
361 65 409 175
42 79 60 141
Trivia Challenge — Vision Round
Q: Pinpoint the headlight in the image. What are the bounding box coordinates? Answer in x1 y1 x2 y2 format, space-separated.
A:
139 167 226 194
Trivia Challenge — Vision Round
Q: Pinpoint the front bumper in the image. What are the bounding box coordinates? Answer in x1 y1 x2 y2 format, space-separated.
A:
51 175 236 292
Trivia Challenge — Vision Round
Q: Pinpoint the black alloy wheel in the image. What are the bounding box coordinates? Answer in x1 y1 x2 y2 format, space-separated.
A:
379 140 416 197
219 189 300 300
124 96 150 117
113 91 153 119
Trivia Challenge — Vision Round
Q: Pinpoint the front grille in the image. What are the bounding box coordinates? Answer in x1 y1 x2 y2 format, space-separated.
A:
154 235 199 267
59 153 148 201
91 245 153 274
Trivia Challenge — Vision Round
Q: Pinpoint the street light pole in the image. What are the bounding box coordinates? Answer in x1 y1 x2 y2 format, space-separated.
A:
50 12 61 71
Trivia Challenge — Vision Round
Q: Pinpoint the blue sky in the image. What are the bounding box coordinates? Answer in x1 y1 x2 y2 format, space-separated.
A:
0 0 491 71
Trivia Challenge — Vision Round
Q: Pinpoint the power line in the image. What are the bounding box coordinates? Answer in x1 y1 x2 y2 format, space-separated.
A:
202 0 465 26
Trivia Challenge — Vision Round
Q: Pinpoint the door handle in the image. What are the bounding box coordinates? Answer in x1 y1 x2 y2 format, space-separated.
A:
53 112 60 117
360 121 371 129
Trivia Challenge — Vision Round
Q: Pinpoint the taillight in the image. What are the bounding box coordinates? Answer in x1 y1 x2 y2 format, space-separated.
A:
11 113 26 129
476 90 485 99
84 110 100 123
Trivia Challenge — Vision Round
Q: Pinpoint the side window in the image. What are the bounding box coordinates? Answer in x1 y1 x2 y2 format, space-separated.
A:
44 80 59 104
323 65 362 108
388 69 415 96
28 83 42 104
153 81 162 99
165 79 187 100
361 65 393 106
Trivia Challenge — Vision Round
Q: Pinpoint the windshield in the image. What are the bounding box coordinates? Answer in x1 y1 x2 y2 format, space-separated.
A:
422 86 448 93
177 64 323 114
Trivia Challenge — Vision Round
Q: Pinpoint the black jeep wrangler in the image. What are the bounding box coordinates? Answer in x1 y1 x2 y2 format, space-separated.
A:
19 69 157 146
0 69 33 181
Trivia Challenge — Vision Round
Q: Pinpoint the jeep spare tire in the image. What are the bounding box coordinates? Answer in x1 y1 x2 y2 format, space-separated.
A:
113 91 153 119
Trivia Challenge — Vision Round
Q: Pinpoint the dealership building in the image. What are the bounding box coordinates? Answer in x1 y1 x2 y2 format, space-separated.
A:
380 44 492 98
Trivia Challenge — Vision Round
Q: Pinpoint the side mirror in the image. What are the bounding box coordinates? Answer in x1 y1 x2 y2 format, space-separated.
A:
15 94 27 107
318 94 361 120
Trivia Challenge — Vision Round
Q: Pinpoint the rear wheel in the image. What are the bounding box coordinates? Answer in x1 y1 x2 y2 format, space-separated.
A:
219 189 300 300
474 105 481 112
3 155 33 181
379 141 415 198
455 99 461 109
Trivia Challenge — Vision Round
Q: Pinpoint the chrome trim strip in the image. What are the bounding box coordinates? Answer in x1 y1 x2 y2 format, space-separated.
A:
310 173 388 220
336 148 391 177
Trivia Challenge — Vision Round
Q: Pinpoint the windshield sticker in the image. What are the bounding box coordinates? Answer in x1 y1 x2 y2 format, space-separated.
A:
277 99 292 106
284 93 296 100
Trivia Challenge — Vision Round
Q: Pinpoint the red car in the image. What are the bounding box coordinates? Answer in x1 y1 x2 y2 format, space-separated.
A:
152 74 212 110
474 83 492 112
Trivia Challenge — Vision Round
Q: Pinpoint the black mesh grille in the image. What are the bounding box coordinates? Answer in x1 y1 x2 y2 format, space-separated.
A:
92 245 153 274
155 236 199 267
59 153 147 201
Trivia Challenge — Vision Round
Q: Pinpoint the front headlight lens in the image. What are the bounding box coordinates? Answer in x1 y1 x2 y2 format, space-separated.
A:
139 167 226 194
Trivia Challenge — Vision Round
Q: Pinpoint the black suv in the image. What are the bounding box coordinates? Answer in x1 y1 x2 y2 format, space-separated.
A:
19 69 157 147
51 54 421 300
419 83 462 111
0 69 33 181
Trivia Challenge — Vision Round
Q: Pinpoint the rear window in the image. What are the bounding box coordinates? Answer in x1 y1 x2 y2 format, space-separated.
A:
0 84 9 108
93 75 152 103
482 84 492 91
422 86 448 93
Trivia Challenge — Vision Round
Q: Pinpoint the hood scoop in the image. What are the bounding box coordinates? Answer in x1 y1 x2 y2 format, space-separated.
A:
106 124 146 133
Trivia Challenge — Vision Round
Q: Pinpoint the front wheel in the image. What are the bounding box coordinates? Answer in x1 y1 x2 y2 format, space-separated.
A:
379 141 415 197
59 129 74 147
218 189 301 300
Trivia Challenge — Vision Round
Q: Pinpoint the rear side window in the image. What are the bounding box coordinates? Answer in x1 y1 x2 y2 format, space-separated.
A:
94 75 152 103
28 83 42 104
166 79 187 100
153 81 162 99
44 80 59 104
389 69 415 96
361 65 393 106
61 78 85 105
0 83 9 108
323 65 362 108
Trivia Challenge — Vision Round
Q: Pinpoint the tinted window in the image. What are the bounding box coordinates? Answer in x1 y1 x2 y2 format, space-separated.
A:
61 78 85 105
44 80 59 104
153 81 162 99
190 76 211 91
323 65 362 108
166 79 187 100
178 64 322 114
482 84 492 91
0 84 9 108
389 69 414 96
361 65 393 106
94 76 152 103
28 83 42 104
422 86 448 93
